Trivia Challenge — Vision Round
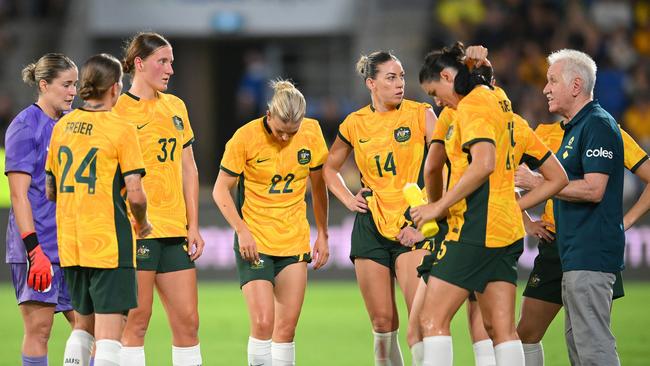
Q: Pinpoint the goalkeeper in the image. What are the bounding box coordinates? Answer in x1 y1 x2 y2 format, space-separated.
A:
5 53 78 366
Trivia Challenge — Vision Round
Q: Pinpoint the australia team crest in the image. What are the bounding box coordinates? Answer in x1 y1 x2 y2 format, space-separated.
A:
394 127 411 143
136 243 150 259
297 149 311 165
445 125 454 140
172 115 184 130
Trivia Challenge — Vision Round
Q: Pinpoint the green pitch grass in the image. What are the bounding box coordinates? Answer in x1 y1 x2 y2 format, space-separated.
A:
1 281 648 365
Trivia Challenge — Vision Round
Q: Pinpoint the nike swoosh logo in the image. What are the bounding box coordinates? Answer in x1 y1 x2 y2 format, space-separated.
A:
359 138 370 143
256 158 270 163
137 122 150 130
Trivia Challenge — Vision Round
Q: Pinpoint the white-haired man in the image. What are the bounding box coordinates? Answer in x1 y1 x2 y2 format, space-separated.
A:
537 49 623 366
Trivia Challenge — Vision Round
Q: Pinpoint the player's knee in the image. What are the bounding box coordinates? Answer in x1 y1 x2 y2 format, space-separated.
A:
488 323 517 344
251 314 274 336
418 312 447 335
370 314 394 333
126 310 152 337
25 318 53 345
273 322 297 342
130 305 153 323
517 323 543 344
480 317 494 338
406 324 421 347
178 309 199 333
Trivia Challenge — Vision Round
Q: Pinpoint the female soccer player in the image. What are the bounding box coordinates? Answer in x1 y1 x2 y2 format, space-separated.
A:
213 79 329 366
411 42 567 366
5 53 77 366
45 53 151 366
114 32 204 366
323 51 436 365
408 72 562 366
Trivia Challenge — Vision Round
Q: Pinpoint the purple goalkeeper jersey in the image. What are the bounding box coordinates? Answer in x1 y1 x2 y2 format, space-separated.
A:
5 104 58 263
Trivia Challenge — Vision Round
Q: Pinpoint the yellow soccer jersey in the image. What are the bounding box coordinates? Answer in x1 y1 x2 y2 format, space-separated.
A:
432 107 454 144
338 99 431 240
489 87 551 169
220 117 328 256
444 86 525 248
536 122 649 232
513 114 552 169
113 92 194 239
45 109 145 268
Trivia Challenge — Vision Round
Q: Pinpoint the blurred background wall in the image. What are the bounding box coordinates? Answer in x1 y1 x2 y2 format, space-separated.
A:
0 0 649 280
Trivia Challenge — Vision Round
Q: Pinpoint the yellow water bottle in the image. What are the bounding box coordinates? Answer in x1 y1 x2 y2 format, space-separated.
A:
403 183 439 238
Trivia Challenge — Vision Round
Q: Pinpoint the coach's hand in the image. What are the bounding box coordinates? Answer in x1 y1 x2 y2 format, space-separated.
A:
524 219 555 242
187 226 205 261
237 225 260 263
312 234 329 270
411 202 444 230
397 226 425 247
344 188 371 213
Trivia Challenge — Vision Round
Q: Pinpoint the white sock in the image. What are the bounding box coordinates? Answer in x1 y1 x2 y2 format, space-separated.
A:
94 339 121 366
494 340 525 366
522 342 544 366
473 339 496 366
120 346 145 366
389 330 404 366
422 336 452 366
410 342 424 366
63 329 94 366
247 337 271 366
373 331 393 365
172 344 202 366
271 341 295 366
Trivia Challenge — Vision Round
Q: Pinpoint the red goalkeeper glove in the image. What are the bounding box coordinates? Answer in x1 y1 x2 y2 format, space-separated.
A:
22 232 52 292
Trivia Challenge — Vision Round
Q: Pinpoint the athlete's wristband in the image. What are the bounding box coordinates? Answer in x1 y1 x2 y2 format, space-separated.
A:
21 232 40 253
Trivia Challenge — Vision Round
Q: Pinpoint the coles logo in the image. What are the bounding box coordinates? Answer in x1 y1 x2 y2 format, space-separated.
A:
585 147 613 159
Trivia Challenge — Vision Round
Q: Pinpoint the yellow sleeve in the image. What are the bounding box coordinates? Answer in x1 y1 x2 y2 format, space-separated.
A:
457 102 495 152
337 114 354 147
432 108 452 144
419 102 433 137
220 128 247 176
309 121 329 171
520 125 552 170
179 99 195 148
622 128 649 172
117 124 146 177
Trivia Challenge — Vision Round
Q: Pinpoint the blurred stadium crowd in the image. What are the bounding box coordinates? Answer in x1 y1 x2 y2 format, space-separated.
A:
0 0 649 191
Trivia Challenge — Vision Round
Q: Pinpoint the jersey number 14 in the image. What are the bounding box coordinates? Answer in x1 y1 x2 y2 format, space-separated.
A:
374 152 397 177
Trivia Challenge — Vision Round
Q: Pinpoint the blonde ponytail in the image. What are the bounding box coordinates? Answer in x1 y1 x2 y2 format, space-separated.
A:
267 79 306 124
